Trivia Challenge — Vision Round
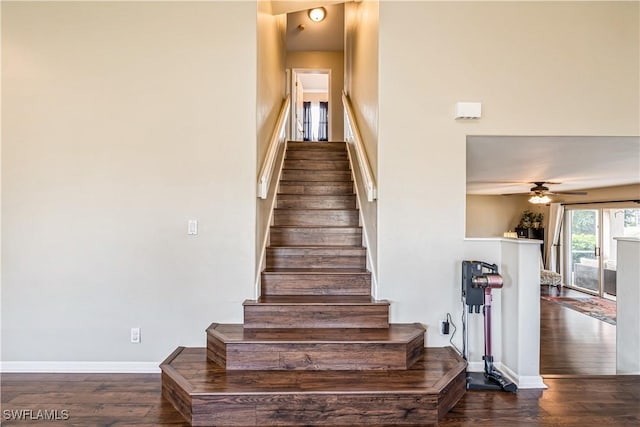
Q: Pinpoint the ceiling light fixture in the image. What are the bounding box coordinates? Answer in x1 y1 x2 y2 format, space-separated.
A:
529 194 551 204
308 7 326 22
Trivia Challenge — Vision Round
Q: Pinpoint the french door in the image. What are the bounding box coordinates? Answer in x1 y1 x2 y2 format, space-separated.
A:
563 206 640 299
564 209 600 295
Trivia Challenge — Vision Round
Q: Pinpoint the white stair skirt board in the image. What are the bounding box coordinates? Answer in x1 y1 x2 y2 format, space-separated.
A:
0 361 161 373
467 361 547 390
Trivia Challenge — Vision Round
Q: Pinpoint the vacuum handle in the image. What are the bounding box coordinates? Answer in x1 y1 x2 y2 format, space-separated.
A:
473 261 499 274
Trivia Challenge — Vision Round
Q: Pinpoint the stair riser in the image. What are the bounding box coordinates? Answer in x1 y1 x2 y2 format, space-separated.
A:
286 150 347 160
207 339 419 371
284 160 350 171
270 228 362 246
288 142 346 151
281 170 352 182
244 305 389 329
261 273 371 296
187 391 445 427
277 196 356 210
266 254 366 270
279 182 353 195
274 210 359 227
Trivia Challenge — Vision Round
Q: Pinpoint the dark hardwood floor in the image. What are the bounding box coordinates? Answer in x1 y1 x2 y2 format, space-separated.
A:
540 285 617 375
2 373 639 426
0 286 629 425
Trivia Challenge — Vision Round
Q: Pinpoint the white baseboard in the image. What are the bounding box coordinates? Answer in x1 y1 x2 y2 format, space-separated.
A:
467 361 484 372
497 363 547 389
466 361 547 389
0 361 161 373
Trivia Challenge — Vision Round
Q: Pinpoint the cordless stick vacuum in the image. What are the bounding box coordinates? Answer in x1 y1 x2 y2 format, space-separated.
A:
462 261 517 393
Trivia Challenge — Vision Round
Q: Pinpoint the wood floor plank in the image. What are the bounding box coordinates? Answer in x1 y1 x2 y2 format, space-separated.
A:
539 286 616 375
2 372 639 426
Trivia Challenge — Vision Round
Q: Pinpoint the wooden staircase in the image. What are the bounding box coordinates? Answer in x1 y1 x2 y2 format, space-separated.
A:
161 141 466 426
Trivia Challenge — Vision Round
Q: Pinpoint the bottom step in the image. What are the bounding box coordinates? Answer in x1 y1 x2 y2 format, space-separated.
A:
161 347 466 426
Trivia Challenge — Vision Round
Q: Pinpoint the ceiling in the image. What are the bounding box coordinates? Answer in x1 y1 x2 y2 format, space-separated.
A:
271 0 345 16
298 73 329 93
466 136 640 195
286 3 344 52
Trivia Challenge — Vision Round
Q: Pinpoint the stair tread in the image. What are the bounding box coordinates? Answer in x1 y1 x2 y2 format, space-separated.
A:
162 346 465 394
274 208 358 212
277 194 355 197
207 323 424 343
263 268 369 273
268 246 364 250
279 180 352 185
281 169 350 172
278 196 356 199
244 296 387 305
271 226 361 229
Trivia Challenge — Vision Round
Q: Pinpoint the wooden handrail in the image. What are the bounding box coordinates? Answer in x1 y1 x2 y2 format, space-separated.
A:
257 97 291 199
342 93 377 201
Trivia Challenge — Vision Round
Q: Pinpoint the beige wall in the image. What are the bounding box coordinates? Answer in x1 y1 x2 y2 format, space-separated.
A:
345 0 378 177
286 51 344 141
466 195 543 238
344 0 379 284
256 1 287 286
303 92 329 103
378 1 639 345
2 1 258 362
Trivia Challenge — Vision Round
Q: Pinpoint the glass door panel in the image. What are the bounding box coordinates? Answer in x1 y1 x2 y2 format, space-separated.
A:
567 209 600 294
602 208 640 300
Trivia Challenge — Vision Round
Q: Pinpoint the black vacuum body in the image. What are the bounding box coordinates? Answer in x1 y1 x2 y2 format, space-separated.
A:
462 261 517 393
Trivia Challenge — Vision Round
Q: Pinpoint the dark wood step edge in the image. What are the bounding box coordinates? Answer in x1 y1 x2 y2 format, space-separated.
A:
207 323 425 344
242 299 390 307
160 347 193 394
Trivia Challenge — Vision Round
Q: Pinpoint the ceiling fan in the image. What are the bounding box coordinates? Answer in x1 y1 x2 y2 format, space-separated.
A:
502 181 588 204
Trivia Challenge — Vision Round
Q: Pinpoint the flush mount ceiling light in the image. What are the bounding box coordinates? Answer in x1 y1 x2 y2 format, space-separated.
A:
308 7 326 22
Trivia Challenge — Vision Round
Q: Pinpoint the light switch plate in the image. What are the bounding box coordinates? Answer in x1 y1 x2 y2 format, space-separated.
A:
188 219 198 235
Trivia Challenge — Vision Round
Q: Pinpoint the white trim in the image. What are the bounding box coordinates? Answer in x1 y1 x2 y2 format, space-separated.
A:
498 363 548 389
0 361 160 373
291 68 332 142
464 237 542 245
466 361 484 372
346 143 378 296
258 97 290 199
466 361 547 389
614 237 640 243
254 141 288 298
342 92 377 202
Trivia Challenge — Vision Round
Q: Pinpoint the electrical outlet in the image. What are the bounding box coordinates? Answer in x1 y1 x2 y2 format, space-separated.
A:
440 320 450 335
130 327 141 344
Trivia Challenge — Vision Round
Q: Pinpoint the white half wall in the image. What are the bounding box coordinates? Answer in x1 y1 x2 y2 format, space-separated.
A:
616 237 640 374
463 238 546 389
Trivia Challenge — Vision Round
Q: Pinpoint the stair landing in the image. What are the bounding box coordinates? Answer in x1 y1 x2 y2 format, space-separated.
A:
161 346 466 426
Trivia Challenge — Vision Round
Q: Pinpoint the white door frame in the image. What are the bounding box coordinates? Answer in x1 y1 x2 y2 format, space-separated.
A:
290 68 332 142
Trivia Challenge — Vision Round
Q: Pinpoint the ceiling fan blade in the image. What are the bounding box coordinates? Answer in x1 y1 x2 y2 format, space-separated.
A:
469 180 533 184
548 191 588 196
469 180 563 185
